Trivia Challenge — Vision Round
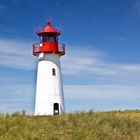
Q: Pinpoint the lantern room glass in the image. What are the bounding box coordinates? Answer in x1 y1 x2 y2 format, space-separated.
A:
41 34 58 42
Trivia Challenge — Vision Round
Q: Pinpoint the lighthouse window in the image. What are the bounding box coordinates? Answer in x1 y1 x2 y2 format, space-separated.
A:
49 37 55 42
41 34 58 42
52 68 56 76
48 35 57 42
42 36 48 42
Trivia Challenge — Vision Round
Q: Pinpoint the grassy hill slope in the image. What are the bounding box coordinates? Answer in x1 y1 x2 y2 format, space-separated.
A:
0 110 140 140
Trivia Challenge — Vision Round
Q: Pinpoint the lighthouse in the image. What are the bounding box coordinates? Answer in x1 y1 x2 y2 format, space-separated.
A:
32 19 65 115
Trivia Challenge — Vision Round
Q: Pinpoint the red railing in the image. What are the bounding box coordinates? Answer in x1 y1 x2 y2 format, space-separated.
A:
32 42 65 56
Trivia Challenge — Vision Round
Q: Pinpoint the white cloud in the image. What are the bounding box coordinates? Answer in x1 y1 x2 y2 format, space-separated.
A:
64 85 140 100
0 39 36 70
61 45 140 76
0 5 14 19
64 85 140 112
0 77 21 84
0 84 35 114
0 39 140 78
0 84 140 114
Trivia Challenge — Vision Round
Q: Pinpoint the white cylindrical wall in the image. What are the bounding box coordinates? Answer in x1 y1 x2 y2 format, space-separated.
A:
34 53 65 115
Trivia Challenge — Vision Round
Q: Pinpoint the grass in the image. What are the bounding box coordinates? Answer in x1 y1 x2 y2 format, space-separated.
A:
0 110 140 140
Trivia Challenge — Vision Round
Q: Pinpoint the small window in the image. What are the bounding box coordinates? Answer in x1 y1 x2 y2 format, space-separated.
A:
52 68 56 76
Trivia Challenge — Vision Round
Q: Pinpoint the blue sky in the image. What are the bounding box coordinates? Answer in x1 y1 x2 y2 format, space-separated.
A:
0 0 140 114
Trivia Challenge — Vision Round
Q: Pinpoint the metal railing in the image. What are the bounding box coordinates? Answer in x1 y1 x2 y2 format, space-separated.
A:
32 42 65 56
58 43 65 53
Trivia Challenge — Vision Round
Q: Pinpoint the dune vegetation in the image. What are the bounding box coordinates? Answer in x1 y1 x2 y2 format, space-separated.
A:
0 110 140 140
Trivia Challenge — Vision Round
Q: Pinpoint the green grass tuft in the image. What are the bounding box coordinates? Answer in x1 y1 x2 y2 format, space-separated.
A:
0 110 140 140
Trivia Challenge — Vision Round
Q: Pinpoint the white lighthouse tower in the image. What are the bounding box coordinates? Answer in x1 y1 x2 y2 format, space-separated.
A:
32 19 65 115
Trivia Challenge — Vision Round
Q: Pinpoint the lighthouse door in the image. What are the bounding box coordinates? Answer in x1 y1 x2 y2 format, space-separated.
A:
54 103 59 115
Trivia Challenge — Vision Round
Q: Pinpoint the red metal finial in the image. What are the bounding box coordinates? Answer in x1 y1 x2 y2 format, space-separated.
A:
47 18 51 26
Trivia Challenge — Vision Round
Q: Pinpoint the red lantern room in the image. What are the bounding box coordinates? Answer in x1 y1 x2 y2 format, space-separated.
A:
32 19 65 56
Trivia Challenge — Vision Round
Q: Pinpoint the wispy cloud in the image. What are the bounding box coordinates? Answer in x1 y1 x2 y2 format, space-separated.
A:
0 39 140 78
61 45 140 77
0 84 34 114
0 84 140 114
0 77 21 85
64 85 140 112
65 85 140 100
0 1 24 20
0 39 36 70
0 5 12 18
0 6 9 12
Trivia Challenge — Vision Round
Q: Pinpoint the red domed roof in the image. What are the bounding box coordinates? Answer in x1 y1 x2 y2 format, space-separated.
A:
37 19 61 36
